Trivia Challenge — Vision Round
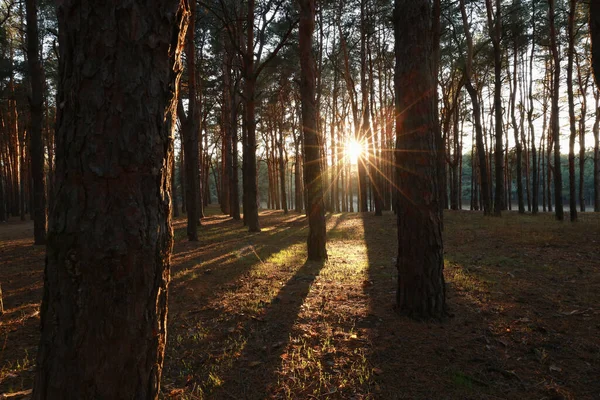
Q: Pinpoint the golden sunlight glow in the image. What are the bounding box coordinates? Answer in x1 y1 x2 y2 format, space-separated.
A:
345 139 363 164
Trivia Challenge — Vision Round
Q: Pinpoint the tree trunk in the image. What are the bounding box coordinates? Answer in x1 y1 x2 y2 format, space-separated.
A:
594 91 600 212
32 1 188 398
278 122 288 214
394 0 445 319
567 0 577 221
510 41 524 214
172 155 179 217
549 0 564 220
243 0 260 232
299 0 327 261
181 0 199 239
485 0 504 215
25 0 47 244
529 0 538 214
221 50 231 215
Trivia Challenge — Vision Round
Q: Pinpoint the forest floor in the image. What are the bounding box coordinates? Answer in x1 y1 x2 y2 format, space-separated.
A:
0 207 599 399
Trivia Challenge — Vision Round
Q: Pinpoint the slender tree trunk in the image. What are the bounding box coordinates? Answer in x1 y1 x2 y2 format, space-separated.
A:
529 1 538 214
510 42 524 213
549 0 564 220
394 0 445 318
243 0 260 232
594 90 600 212
299 0 327 261
486 0 504 215
25 0 47 243
221 42 231 215
32 1 188 398
172 155 179 217
181 0 199 239
567 0 577 221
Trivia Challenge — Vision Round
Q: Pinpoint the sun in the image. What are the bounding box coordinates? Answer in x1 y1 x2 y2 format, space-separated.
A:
345 138 363 163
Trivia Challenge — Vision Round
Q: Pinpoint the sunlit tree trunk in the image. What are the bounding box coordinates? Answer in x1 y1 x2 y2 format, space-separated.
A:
300 0 327 261
32 1 188 398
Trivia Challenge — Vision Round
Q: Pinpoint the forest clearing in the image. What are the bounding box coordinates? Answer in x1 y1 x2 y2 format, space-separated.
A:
1 207 598 399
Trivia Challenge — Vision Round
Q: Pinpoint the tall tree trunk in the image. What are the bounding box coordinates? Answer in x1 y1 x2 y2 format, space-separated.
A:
243 0 260 232
230 82 241 220
594 90 600 212
278 121 288 214
32 1 188 398
221 41 231 215
299 0 327 261
486 0 504 215
567 0 577 221
529 0 538 214
181 0 199 240
358 0 369 213
25 0 47 243
549 0 564 220
510 42 524 213
394 0 445 318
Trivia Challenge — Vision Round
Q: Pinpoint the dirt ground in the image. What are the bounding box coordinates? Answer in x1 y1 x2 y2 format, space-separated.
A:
0 208 599 399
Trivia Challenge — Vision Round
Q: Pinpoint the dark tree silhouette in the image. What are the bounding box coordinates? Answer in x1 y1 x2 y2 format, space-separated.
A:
25 0 46 244
394 0 445 318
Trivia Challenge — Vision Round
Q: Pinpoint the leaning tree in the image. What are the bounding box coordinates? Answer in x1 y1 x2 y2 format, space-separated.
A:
394 0 445 318
32 1 189 398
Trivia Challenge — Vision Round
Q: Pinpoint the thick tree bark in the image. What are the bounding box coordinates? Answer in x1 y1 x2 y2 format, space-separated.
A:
394 0 445 319
32 1 188 398
549 0 564 220
25 0 47 244
299 0 327 261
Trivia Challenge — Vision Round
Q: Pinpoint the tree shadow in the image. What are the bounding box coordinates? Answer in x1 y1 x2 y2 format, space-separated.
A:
163 209 328 398
208 258 326 399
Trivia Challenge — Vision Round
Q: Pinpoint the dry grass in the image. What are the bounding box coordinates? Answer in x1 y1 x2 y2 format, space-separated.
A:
0 208 599 399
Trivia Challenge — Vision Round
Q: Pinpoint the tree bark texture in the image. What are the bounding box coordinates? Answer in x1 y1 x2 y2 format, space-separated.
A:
299 0 327 261
394 0 445 319
32 1 188 398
